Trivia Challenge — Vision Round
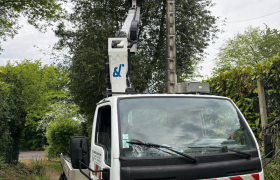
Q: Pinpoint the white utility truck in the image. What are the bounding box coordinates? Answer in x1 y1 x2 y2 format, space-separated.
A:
60 1 274 179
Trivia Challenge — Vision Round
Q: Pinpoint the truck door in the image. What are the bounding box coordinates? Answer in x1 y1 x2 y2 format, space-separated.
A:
91 104 111 180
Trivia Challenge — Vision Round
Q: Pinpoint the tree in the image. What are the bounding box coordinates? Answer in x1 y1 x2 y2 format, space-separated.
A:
54 0 220 122
54 0 129 120
0 60 68 150
37 101 83 136
213 26 280 75
0 0 66 53
0 82 9 140
132 0 220 91
0 70 27 163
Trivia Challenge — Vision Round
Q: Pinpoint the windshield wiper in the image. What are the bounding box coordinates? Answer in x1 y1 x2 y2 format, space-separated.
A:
127 141 198 163
188 146 251 158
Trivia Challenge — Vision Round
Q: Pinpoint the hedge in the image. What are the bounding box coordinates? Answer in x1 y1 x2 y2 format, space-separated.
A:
0 72 27 164
204 53 280 138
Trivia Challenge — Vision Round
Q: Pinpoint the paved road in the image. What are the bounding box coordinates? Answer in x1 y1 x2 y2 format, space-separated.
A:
19 151 47 160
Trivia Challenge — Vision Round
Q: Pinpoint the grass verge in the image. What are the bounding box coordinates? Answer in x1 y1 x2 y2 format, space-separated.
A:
0 161 49 180
47 163 63 173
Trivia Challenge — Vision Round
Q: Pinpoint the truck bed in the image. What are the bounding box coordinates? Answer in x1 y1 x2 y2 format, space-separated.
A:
60 155 89 180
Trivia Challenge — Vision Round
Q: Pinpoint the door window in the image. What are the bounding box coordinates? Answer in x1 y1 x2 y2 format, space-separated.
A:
95 106 111 164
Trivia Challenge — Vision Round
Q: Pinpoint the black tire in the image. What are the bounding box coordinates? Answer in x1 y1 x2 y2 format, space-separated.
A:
59 172 66 180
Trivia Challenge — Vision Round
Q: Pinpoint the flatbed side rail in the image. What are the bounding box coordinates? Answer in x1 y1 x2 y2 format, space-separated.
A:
60 154 89 180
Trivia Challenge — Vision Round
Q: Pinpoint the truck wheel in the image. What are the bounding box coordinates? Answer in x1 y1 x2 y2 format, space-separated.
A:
59 172 66 180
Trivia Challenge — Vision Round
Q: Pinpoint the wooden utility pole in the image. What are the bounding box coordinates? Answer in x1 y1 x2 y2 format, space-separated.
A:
165 0 176 93
257 79 268 130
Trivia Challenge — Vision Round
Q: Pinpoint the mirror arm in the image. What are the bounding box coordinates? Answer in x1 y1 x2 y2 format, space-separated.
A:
80 160 104 173
78 143 108 180
79 160 93 180
79 160 107 180
262 150 275 160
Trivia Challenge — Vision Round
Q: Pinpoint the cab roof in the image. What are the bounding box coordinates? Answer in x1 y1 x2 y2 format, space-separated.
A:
98 93 230 104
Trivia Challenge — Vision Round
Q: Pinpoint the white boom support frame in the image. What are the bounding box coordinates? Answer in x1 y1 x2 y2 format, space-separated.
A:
107 0 141 94
108 38 128 93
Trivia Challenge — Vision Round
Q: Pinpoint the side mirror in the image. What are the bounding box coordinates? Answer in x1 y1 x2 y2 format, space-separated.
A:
264 132 275 158
71 136 89 169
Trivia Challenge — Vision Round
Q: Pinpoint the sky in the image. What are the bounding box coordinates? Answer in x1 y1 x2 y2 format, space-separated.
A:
0 0 280 79
200 0 280 79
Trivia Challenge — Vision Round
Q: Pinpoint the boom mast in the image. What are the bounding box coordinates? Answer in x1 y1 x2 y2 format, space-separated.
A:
106 0 141 94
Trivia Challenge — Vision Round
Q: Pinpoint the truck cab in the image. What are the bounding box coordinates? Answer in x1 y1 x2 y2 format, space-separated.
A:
81 93 263 180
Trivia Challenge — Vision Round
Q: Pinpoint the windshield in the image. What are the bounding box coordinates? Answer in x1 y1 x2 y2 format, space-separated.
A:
119 97 256 158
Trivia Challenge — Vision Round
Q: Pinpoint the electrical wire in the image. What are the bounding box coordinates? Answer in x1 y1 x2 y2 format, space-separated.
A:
220 10 280 24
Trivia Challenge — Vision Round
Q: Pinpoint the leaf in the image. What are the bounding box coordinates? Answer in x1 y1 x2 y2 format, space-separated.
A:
255 119 259 127
267 89 276 94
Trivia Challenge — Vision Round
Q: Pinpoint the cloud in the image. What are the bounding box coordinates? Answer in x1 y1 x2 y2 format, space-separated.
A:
0 17 59 66
201 0 280 78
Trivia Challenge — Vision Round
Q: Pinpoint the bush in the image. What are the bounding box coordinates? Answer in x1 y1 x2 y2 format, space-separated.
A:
0 156 7 169
45 116 80 159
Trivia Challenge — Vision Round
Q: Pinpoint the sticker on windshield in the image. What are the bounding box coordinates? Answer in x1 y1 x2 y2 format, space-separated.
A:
122 134 129 139
123 140 129 148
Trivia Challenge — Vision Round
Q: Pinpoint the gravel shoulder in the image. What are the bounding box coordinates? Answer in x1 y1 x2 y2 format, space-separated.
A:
19 151 47 160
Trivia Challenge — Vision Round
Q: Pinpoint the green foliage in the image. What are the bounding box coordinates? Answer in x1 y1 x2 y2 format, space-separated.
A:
0 71 26 142
0 129 9 166
0 82 10 139
0 0 66 53
213 26 280 75
54 0 129 120
29 158 47 179
0 156 7 169
0 160 49 180
130 0 220 91
178 59 204 82
54 0 221 128
0 69 27 163
0 130 8 167
45 117 80 159
37 101 83 137
205 53 280 137
261 125 280 180
47 163 63 173
0 60 69 150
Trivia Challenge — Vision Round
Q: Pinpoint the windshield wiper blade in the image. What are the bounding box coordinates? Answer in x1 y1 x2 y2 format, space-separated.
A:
127 141 198 163
188 146 251 158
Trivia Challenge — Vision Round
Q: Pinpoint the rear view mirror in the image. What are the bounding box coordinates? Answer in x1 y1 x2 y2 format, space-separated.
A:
264 132 275 158
70 136 89 169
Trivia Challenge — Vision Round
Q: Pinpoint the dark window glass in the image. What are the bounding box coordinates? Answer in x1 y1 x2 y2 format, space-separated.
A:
95 106 111 163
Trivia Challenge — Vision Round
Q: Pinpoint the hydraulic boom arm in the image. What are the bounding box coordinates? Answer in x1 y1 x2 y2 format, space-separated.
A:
106 0 141 94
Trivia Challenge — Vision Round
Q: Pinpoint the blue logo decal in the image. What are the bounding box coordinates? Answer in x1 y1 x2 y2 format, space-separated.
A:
113 64 124 77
